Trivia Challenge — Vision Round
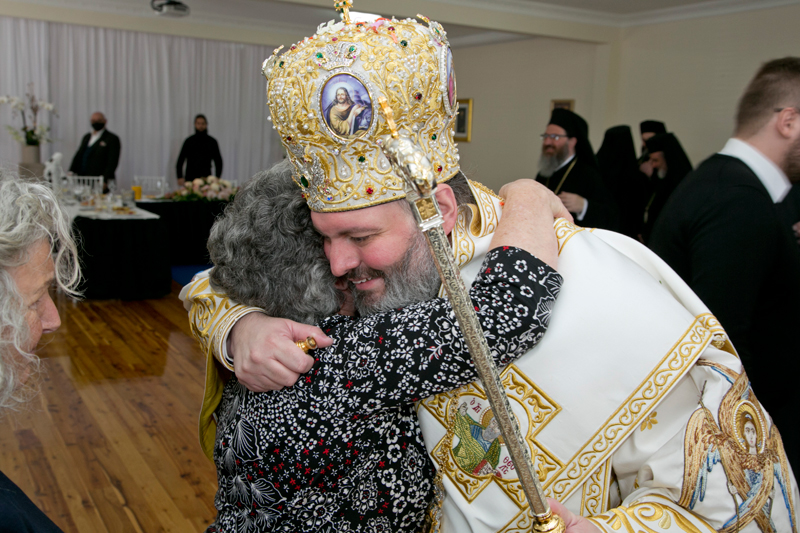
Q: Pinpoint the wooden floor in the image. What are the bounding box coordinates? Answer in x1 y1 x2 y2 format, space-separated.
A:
0 283 218 532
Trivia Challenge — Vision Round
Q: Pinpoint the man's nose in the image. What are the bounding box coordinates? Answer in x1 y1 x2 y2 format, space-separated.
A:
327 241 361 278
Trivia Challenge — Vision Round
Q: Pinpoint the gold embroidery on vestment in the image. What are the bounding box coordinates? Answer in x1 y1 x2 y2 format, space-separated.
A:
424 364 562 507
640 411 659 432
680 370 797 533
580 459 612 517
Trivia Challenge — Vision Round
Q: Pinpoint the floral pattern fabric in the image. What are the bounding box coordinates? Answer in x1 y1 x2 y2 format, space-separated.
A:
207 247 562 533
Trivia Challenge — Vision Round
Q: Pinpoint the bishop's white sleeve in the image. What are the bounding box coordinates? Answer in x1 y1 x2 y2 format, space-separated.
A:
178 269 264 370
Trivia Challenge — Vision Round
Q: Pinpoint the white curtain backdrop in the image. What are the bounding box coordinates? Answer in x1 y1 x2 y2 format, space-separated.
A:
0 15 284 190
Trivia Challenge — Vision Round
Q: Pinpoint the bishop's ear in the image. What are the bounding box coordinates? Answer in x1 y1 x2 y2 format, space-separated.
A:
434 183 459 236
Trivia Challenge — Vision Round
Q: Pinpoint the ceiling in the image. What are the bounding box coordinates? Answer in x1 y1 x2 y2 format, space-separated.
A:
11 0 800 47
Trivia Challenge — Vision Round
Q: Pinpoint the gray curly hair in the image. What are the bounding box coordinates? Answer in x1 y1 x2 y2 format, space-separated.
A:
208 160 341 324
0 170 81 410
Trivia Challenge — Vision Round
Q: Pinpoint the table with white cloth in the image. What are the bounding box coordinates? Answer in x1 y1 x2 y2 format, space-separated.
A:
65 204 172 299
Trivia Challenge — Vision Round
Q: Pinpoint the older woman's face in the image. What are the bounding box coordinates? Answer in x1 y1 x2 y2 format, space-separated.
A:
7 240 60 355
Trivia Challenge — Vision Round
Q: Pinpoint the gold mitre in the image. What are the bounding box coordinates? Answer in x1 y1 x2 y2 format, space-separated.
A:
262 0 460 212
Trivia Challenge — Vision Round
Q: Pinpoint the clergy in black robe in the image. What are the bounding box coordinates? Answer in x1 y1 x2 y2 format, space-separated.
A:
69 112 121 192
535 108 618 230
176 114 223 185
638 120 667 178
640 132 692 244
596 125 647 238
648 56 800 471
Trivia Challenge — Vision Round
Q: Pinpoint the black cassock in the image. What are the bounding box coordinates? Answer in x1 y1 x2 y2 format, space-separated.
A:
176 132 223 181
536 157 619 231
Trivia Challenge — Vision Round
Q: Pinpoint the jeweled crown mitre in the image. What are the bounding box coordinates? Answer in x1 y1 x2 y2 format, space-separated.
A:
262 1 460 212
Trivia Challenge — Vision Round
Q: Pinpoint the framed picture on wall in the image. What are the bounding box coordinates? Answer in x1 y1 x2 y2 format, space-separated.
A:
454 99 473 142
550 99 575 112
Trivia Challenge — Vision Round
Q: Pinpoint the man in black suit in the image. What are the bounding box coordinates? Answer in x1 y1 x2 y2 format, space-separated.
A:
649 57 800 471
535 108 618 230
69 112 121 193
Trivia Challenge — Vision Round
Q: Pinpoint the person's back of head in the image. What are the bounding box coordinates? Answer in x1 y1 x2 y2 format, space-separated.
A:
0 170 80 410
736 57 800 138
597 125 637 176
207 160 341 324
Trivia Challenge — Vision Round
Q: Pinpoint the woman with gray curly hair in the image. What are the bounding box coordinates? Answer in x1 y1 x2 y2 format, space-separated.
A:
0 170 80 532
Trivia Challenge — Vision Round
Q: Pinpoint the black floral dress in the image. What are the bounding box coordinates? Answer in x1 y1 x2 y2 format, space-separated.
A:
207 247 562 532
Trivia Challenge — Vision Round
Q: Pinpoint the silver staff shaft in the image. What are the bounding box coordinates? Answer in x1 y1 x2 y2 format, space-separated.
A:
377 98 563 532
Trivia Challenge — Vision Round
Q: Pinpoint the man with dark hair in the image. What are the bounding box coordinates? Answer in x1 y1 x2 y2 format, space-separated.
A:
69 111 121 193
638 120 667 178
640 132 692 243
650 57 800 471
176 114 223 186
536 109 618 230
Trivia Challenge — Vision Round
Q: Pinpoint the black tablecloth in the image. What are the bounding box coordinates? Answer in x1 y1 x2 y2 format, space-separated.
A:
136 200 227 265
72 216 172 300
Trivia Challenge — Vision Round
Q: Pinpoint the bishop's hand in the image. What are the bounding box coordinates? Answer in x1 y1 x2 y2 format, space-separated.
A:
228 313 332 391
548 499 602 533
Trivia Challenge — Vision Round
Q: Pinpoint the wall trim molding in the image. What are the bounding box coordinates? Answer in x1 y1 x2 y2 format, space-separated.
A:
421 0 800 28
0 0 308 46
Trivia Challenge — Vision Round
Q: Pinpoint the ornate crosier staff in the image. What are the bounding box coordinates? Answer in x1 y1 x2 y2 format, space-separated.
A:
376 97 565 533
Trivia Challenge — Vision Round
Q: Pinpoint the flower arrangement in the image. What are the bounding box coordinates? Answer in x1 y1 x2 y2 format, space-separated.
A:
167 176 238 202
0 83 56 146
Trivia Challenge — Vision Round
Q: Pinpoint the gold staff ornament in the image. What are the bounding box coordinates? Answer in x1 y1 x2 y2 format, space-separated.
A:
378 99 565 533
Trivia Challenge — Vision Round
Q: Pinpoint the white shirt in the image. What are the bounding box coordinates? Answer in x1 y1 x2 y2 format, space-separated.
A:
718 137 791 203
88 128 105 147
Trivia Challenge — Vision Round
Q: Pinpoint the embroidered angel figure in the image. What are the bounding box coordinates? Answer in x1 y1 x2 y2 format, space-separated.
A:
681 367 796 533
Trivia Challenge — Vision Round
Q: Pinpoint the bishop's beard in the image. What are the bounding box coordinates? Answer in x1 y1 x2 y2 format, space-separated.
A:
538 143 571 178
350 229 441 316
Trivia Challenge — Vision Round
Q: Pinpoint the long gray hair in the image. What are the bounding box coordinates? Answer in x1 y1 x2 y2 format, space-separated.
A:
208 160 341 324
0 171 80 410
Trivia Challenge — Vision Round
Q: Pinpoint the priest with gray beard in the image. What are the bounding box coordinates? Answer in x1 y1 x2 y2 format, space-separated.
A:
535 108 619 230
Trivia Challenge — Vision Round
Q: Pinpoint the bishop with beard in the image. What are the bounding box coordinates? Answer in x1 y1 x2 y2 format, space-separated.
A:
535 108 618 230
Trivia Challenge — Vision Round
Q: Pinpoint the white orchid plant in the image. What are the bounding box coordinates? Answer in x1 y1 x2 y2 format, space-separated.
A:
0 83 56 146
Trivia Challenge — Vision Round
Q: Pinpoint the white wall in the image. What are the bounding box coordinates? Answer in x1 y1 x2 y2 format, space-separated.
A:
452 3 800 192
453 36 602 192
616 3 800 166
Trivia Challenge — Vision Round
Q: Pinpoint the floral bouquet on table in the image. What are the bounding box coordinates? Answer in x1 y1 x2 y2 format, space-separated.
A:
0 83 56 146
168 176 238 202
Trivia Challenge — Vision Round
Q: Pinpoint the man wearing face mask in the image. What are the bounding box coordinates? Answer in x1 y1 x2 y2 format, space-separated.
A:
69 112 121 193
176 114 223 187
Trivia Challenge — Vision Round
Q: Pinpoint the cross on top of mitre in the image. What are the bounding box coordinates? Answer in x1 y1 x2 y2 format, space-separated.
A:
333 0 353 24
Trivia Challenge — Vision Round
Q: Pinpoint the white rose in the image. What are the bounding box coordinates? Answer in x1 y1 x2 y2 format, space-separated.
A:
210 182 220 192
207 175 218 183
184 181 193 188
0 96 8 104
219 179 231 188
193 178 204 187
